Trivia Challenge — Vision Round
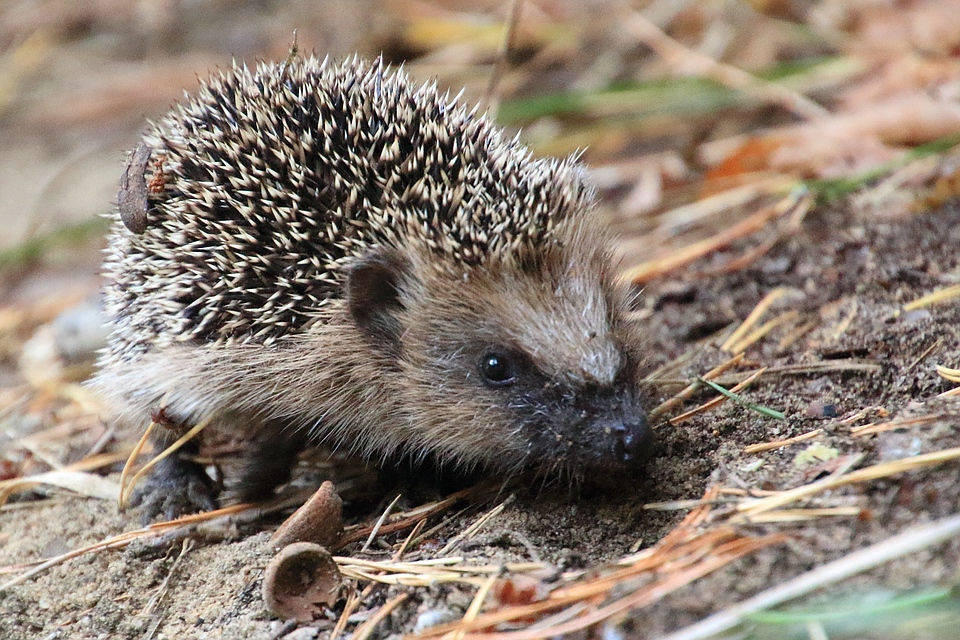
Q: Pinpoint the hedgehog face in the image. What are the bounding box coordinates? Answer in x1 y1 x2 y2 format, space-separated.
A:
345 229 652 477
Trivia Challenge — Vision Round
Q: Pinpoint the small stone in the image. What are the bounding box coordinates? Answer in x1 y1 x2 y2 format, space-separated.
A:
413 609 457 633
281 627 321 639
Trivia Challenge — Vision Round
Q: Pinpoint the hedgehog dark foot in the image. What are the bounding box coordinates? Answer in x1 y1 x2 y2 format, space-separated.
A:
129 455 218 524
231 428 306 503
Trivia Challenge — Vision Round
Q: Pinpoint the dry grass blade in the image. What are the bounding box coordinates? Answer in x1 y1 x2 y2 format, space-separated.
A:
439 500 507 555
745 428 823 454
721 288 789 353
850 414 943 437
360 493 402 553
710 360 882 385
734 446 960 521
621 190 804 284
827 299 858 342
935 364 960 383
737 507 863 523
334 557 548 588
119 412 214 509
415 487 787 639
0 502 255 590
727 310 799 354
668 367 767 425
649 353 744 419
0 469 120 506
838 406 889 426
330 515 429 637
453 574 499 640
140 538 194 617
662 512 960 640
336 482 493 548
777 318 819 350
0 449 127 507
695 191 813 278
352 592 408 640
118 418 154 508
643 339 714 385
421 533 787 639
330 587 361 640
902 283 960 312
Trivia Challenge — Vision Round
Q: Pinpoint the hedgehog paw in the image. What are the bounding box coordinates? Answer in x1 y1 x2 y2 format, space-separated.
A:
128 455 218 524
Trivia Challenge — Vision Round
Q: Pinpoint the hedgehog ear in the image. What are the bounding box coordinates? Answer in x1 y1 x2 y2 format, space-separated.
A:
346 248 410 349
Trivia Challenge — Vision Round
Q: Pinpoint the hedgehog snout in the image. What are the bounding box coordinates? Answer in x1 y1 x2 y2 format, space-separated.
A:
571 389 652 470
590 411 652 468
523 385 653 472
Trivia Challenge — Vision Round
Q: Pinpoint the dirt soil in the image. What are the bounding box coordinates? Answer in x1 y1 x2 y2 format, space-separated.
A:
2 193 960 639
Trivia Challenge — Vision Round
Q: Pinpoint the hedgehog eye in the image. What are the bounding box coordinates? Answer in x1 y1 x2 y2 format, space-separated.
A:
478 351 517 387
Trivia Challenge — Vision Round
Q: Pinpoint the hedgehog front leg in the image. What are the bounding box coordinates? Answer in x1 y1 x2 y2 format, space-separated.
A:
231 424 307 503
128 410 218 523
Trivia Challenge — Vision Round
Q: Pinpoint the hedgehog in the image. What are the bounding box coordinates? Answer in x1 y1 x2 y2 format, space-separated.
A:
91 55 652 521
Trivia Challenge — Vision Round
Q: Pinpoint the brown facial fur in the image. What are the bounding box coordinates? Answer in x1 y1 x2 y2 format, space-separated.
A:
375 220 647 475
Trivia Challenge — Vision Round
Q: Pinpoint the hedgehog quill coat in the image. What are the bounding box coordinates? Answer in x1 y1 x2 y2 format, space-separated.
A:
93 56 651 519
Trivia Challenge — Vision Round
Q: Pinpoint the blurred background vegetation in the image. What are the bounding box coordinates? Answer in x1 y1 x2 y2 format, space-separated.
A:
2 0 960 291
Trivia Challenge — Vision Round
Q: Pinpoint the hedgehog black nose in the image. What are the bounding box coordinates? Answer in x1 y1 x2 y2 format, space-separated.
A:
601 414 653 467
610 417 651 464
